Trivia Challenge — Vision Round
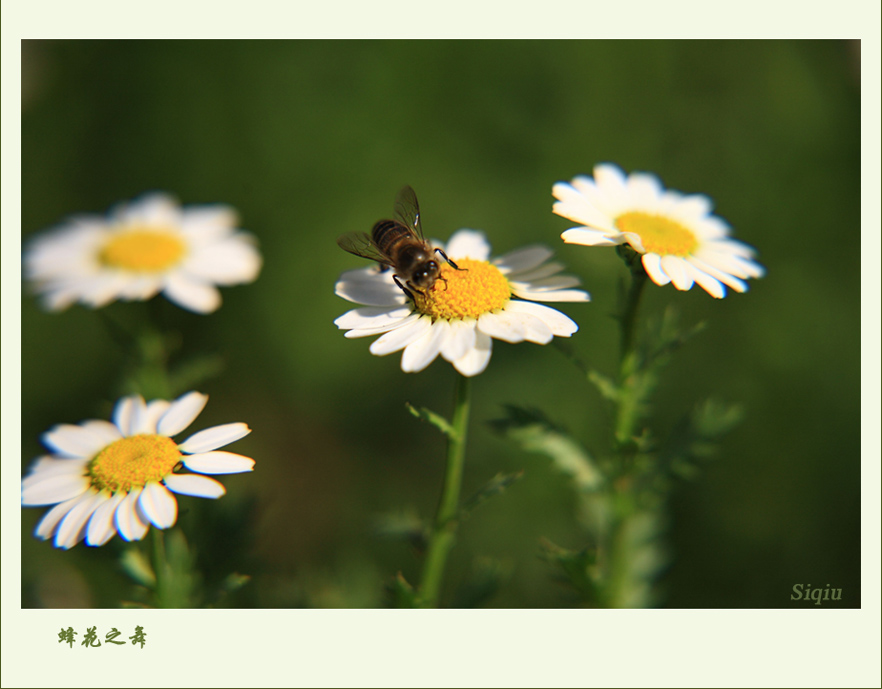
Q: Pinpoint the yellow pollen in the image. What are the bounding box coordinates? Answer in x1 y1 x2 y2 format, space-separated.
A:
98 228 186 272
412 258 511 320
615 212 698 257
88 434 182 493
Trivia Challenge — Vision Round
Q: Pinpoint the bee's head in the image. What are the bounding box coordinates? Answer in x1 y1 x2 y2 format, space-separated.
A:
412 260 440 289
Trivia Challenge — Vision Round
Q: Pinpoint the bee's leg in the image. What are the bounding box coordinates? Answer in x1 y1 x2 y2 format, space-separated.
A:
393 274 416 301
434 248 467 271
438 276 450 292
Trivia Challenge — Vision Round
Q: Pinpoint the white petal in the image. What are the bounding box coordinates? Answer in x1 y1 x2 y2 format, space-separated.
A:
21 470 90 506
22 457 89 489
369 316 433 356
510 285 590 302
494 246 554 274
440 318 477 362
334 305 413 331
157 391 209 437
477 310 527 343
181 451 255 474
115 489 149 542
182 235 262 285
344 311 423 339
179 205 239 241
86 492 123 546
660 256 695 291
335 268 406 307
41 423 112 459
162 273 222 314
687 255 748 293
594 163 630 199
400 321 446 372
641 253 672 286
34 495 87 540
178 422 252 454
54 489 104 549
114 395 146 437
164 473 226 499
560 228 620 247
512 275 582 293
552 183 618 231
117 193 181 227
138 482 178 529
452 329 493 377
80 420 124 446
503 306 553 344
683 260 726 299
626 172 664 207
507 261 566 282
140 400 172 434
504 300 578 337
444 229 491 261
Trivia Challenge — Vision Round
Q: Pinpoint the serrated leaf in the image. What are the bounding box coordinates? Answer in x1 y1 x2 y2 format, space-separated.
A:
660 397 744 478
387 572 419 608
460 471 524 519
539 538 599 601
372 509 428 552
588 370 619 402
120 547 156 588
405 403 457 439
491 406 603 492
451 557 513 609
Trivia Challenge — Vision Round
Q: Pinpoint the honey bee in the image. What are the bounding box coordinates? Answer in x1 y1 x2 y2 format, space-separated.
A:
337 185 462 300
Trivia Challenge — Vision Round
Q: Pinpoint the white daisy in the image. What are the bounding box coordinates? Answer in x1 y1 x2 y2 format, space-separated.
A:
334 229 590 377
24 193 262 314
553 163 765 298
21 391 254 549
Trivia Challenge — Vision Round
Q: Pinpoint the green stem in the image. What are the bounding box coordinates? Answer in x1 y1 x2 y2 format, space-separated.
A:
619 264 648 368
604 262 660 608
614 266 648 450
418 373 472 608
151 528 170 606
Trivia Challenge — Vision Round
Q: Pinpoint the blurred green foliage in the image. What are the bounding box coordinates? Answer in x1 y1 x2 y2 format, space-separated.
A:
20 40 860 607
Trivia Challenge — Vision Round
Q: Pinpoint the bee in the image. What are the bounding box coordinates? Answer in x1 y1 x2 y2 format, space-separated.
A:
337 185 462 300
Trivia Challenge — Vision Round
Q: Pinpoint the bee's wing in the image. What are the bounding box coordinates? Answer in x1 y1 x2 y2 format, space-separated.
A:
393 185 425 241
337 232 391 265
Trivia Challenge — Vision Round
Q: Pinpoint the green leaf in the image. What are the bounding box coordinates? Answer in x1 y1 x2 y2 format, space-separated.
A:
460 471 524 520
588 369 619 402
405 402 457 439
491 406 603 492
451 557 513 609
387 572 419 608
539 538 599 602
660 397 744 479
120 546 156 588
372 509 428 553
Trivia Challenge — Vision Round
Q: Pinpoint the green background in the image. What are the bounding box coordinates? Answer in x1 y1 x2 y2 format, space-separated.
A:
20 40 861 608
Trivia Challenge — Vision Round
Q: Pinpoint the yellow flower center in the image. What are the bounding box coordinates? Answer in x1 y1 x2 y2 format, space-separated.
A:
412 258 511 320
88 434 182 493
98 229 186 272
615 212 698 257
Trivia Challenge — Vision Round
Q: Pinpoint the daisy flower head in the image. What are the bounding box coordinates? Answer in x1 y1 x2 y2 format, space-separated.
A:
21 392 254 549
335 229 590 377
24 193 263 314
553 164 765 298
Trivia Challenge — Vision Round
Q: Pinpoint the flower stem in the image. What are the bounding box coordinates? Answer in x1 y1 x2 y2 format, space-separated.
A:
150 527 196 608
603 262 662 608
614 264 648 451
418 373 472 608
